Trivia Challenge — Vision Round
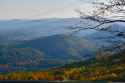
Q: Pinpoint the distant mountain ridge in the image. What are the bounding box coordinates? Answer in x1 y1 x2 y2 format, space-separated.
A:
0 18 98 44
0 18 125 71
0 18 82 43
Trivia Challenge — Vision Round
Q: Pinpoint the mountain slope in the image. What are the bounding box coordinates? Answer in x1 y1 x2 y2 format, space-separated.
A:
0 34 97 71
17 34 97 62
0 45 44 71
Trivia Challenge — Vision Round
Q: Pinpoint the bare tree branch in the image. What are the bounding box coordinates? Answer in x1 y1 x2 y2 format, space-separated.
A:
73 0 125 31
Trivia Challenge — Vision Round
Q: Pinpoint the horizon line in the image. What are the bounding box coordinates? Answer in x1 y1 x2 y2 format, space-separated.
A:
0 17 80 21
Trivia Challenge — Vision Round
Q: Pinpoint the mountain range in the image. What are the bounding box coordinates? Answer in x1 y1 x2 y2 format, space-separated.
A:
0 18 125 71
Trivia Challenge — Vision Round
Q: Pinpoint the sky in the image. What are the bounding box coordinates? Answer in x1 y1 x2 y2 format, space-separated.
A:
0 0 93 19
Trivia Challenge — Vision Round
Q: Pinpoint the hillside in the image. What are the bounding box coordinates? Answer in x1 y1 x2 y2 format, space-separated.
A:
0 19 125 81
0 50 124 81
0 34 97 71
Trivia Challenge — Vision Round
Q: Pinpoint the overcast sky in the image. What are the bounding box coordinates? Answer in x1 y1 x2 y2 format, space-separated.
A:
0 0 94 19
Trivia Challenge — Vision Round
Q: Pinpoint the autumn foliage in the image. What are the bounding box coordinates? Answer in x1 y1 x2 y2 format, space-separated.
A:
0 52 125 81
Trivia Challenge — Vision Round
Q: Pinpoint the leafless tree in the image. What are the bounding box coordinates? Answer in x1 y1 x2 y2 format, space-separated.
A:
75 0 125 30
69 0 125 54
